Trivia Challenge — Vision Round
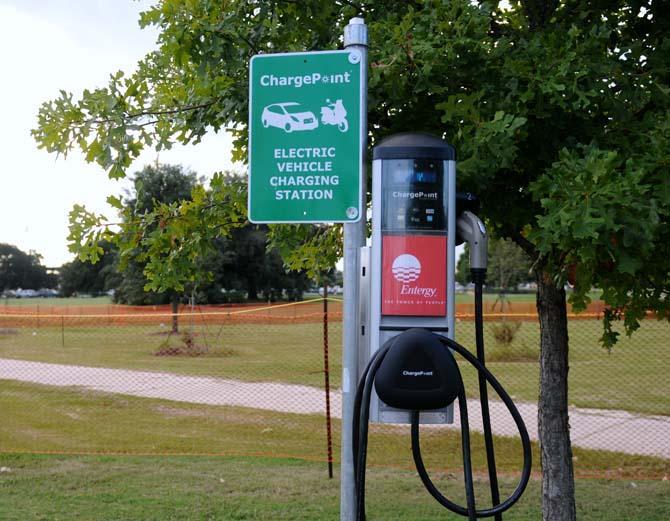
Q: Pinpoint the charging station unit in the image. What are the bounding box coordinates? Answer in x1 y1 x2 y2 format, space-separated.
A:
354 132 532 521
360 132 456 424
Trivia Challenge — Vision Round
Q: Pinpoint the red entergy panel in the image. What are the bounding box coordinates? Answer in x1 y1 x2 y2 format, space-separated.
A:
381 235 447 316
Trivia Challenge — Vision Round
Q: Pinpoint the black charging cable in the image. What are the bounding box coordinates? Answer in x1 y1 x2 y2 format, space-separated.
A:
472 267 503 520
353 332 532 520
412 335 532 518
353 340 393 521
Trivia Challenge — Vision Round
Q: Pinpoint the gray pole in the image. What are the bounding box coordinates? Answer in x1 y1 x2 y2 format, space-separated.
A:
342 17 368 521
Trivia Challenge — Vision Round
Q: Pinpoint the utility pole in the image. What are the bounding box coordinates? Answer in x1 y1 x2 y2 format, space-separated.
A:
341 17 368 521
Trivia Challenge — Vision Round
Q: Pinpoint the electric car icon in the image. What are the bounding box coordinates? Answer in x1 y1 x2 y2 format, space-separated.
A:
261 102 319 133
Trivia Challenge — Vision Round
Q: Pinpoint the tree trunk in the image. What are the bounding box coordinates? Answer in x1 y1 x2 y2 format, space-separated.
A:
171 294 179 333
536 271 576 521
247 281 258 301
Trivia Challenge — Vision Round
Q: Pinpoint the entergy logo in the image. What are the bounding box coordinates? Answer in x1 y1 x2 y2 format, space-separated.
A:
392 254 421 283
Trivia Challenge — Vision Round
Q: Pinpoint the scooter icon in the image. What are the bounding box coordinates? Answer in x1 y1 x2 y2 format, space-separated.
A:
320 99 349 132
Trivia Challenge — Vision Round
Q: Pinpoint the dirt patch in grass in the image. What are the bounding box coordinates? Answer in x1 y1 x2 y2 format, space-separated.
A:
154 344 210 356
153 332 238 357
487 321 538 362
147 329 202 337
147 330 175 336
487 344 538 362
150 405 268 425
154 345 238 357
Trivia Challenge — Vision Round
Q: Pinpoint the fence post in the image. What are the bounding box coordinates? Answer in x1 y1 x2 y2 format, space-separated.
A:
61 315 65 348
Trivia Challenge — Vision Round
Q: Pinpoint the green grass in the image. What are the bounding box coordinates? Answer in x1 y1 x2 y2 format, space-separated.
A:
0 453 668 520
454 290 603 305
455 318 670 415
2 295 666 518
0 322 336 388
0 296 112 307
1 316 668 414
1 380 666 480
455 292 538 304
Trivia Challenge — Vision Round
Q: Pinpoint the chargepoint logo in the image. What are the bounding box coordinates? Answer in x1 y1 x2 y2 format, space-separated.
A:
402 370 434 377
260 72 352 89
392 254 421 283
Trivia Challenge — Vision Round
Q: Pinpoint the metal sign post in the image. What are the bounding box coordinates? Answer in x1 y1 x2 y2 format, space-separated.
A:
248 50 364 223
246 18 367 521
341 17 367 521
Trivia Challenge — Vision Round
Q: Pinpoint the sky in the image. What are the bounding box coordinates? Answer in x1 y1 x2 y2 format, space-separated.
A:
0 0 238 267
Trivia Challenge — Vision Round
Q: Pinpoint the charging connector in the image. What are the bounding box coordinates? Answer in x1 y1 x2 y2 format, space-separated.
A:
457 210 488 271
457 211 503 520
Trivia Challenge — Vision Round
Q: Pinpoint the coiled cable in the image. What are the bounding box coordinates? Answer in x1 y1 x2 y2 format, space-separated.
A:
353 331 532 520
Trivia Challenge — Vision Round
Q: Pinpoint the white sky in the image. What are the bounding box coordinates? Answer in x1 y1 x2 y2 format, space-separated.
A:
0 0 238 267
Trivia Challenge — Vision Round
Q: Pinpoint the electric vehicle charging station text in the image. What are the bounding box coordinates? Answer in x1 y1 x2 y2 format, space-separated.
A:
354 132 531 520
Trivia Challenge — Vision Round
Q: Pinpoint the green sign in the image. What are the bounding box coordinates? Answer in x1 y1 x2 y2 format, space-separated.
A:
248 50 363 223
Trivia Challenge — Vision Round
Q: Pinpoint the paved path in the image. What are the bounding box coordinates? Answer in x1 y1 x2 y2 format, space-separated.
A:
1 358 668 459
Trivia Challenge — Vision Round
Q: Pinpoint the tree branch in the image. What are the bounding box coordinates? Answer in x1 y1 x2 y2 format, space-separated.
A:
124 100 218 120
336 0 366 15
511 231 539 261
520 0 560 30
64 100 219 131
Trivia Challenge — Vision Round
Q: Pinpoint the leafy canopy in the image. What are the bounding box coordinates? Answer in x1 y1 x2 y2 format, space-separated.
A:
0 244 56 291
33 0 670 345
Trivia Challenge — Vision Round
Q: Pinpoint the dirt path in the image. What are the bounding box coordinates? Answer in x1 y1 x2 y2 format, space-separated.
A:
1 358 668 459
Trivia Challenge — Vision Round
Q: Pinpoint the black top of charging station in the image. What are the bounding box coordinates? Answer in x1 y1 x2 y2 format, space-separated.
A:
372 132 456 160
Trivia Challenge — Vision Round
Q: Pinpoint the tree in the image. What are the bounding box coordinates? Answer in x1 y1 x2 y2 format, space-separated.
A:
456 238 532 303
124 163 200 212
59 240 119 297
487 238 532 310
33 2 670 519
223 225 269 300
0 244 55 291
105 165 307 308
117 163 202 332
223 224 310 301
198 225 310 302
455 243 471 287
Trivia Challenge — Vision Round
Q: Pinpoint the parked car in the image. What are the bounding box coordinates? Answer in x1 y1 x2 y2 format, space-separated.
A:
15 289 39 298
261 102 318 133
318 285 343 296
37 288 60 297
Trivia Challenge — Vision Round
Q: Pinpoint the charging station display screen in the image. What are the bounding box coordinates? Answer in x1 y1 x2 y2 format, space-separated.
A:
382 159 446 232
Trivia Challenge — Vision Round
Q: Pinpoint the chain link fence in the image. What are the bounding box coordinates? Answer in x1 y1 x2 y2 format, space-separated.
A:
0 299 668 481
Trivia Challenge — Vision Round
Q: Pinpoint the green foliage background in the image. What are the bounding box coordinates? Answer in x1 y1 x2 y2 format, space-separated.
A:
32 0 670 345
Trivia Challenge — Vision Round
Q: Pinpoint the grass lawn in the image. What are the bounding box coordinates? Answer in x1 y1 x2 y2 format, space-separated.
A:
0 453 668 521
454 318 670 416
1 296 112 308
455 292 539 304
1 380 667 480
0 322 337 388
0 316 668 415
454 289 603 304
